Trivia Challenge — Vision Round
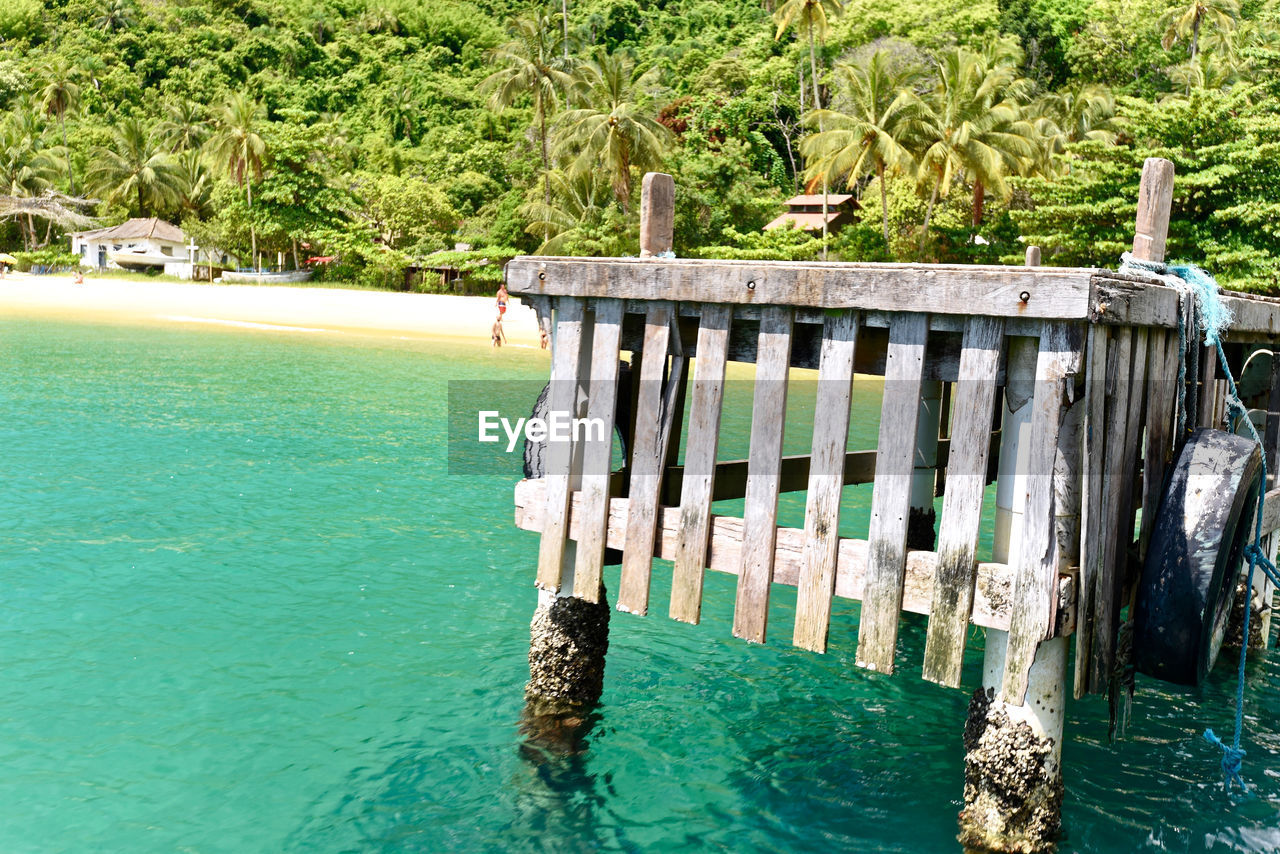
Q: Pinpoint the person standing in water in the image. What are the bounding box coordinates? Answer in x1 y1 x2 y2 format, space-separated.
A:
492 316 506 349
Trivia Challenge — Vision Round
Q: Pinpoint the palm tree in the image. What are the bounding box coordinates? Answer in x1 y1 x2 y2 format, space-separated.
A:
1161 0 1240 60
773 0 844 258
1031 83 1118 173
85 117 182 217
207 93 267 270
157 100 209 153
554 50 669 211
39 59 81 196
518 167 611 254
906 47 1038 243
482 13 574 236
0 109 64 248
800 50 921 245
95 0 136 32
174 150 213 219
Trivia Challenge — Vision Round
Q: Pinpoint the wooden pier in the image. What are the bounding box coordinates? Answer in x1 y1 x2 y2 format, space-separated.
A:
507 164 1280 851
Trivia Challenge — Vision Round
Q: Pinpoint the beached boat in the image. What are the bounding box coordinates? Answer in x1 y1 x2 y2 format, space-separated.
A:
219 269 314 284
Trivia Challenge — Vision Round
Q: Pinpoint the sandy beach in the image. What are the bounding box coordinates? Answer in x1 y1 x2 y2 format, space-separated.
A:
0 271 544 348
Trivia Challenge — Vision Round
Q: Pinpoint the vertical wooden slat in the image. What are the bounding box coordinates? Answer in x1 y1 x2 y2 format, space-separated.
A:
856 312 929 673
1089 326 1134 693
733 307 794 642
793 311 859 652
1074 325 1109 698
1118 327 1150 550
573 299 624 602
1139 329 1175 557
669 304 732 624
618 303 677 615
1199 345 1218 428
1002 322 1083 704
922 315 1005 687
536 299 590 591
1266 350 1280 488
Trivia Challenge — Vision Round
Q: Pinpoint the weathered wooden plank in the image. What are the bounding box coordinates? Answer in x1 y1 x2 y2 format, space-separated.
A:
1199 346 1218 428
922 315 1005 687
670 304 732 624
793 311 859 652
536 299 588 592
618 303 677 615
857 312 929 673
1002 322 1084 704
1089 326 1134 693
1133 158 1175 263
1266 350 1280 487
1118 327 1150 550
639 172 675 258
1074 325 1109 698
572 299 624 602
514 479 1077 634
1139 330 1176 556
508 257 1096 319
733 307 794 642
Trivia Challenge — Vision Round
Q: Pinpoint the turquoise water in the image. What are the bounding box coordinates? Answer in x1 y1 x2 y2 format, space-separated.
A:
2 316 1279 853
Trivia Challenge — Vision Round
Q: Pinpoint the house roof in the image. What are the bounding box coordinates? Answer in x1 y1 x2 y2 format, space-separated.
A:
763 211 853 231
72 218 186 243
783 194 855 207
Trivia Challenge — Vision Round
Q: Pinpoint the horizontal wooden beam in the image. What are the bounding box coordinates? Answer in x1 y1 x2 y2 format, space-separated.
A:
513 260 1280 341
508 257 1096 320
1260 486 1280 535
513 479 1074 635
659 431 1000 504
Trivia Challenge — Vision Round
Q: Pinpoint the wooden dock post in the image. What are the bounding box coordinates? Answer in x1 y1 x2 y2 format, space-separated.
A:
524 172 676 743
959 246 1072 853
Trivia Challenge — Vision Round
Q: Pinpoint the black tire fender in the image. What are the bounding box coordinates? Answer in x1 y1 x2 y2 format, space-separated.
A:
1133 428 1262 686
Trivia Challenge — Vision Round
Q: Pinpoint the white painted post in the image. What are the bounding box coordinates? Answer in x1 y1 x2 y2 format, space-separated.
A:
961 246 1069 852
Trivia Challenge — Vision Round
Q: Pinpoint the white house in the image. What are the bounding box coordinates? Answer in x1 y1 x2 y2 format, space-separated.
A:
69 218 235 279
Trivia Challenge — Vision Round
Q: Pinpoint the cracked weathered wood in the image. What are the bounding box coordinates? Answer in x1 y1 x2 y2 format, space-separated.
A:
669 304 732 624
922 315 1005 687
515 479 1077 635
1074 325 1109 698
536 299 589 592
572 299 624 602
793 310 859 653
857 312 928 673
1002 322 1084 704
733 306 794 643
618 303 679 615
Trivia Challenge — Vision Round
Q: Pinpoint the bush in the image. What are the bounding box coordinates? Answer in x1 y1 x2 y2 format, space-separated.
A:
12 249 82 273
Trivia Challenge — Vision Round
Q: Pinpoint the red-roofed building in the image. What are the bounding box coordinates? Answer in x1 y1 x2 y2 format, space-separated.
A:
764 193 859 233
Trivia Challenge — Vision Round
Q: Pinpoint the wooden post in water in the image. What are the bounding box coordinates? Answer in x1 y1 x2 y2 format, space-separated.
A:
524 173 676 748
959 245 1073 853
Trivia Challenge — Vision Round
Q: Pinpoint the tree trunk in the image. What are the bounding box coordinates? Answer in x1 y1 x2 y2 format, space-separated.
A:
60 115 74 197
539 99 551 244
808 20 828 261
562 0 569 58
920 179 940 252
972 178 985 228
139 184 146 218
1191 14 1201 60
247 179 258 272
878 160 890 246
292 238 300 271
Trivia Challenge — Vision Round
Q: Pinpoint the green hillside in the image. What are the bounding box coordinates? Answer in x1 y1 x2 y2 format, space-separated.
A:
1 0 1278 290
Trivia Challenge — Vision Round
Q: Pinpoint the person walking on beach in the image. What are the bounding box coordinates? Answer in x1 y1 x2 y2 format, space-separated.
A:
496 284 508 319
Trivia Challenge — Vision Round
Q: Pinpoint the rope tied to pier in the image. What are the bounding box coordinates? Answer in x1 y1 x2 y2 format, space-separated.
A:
1119 253 1269 795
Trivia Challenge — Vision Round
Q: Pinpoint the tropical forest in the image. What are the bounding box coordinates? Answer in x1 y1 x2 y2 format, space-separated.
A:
1 0 1278 292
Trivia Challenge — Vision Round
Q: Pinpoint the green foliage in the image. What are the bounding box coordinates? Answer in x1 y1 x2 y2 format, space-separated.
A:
0 0 43 43
0 0 1275 293
12 248 81 271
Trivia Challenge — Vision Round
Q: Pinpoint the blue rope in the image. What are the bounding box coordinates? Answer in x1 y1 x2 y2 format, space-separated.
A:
1119 254 1271 795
